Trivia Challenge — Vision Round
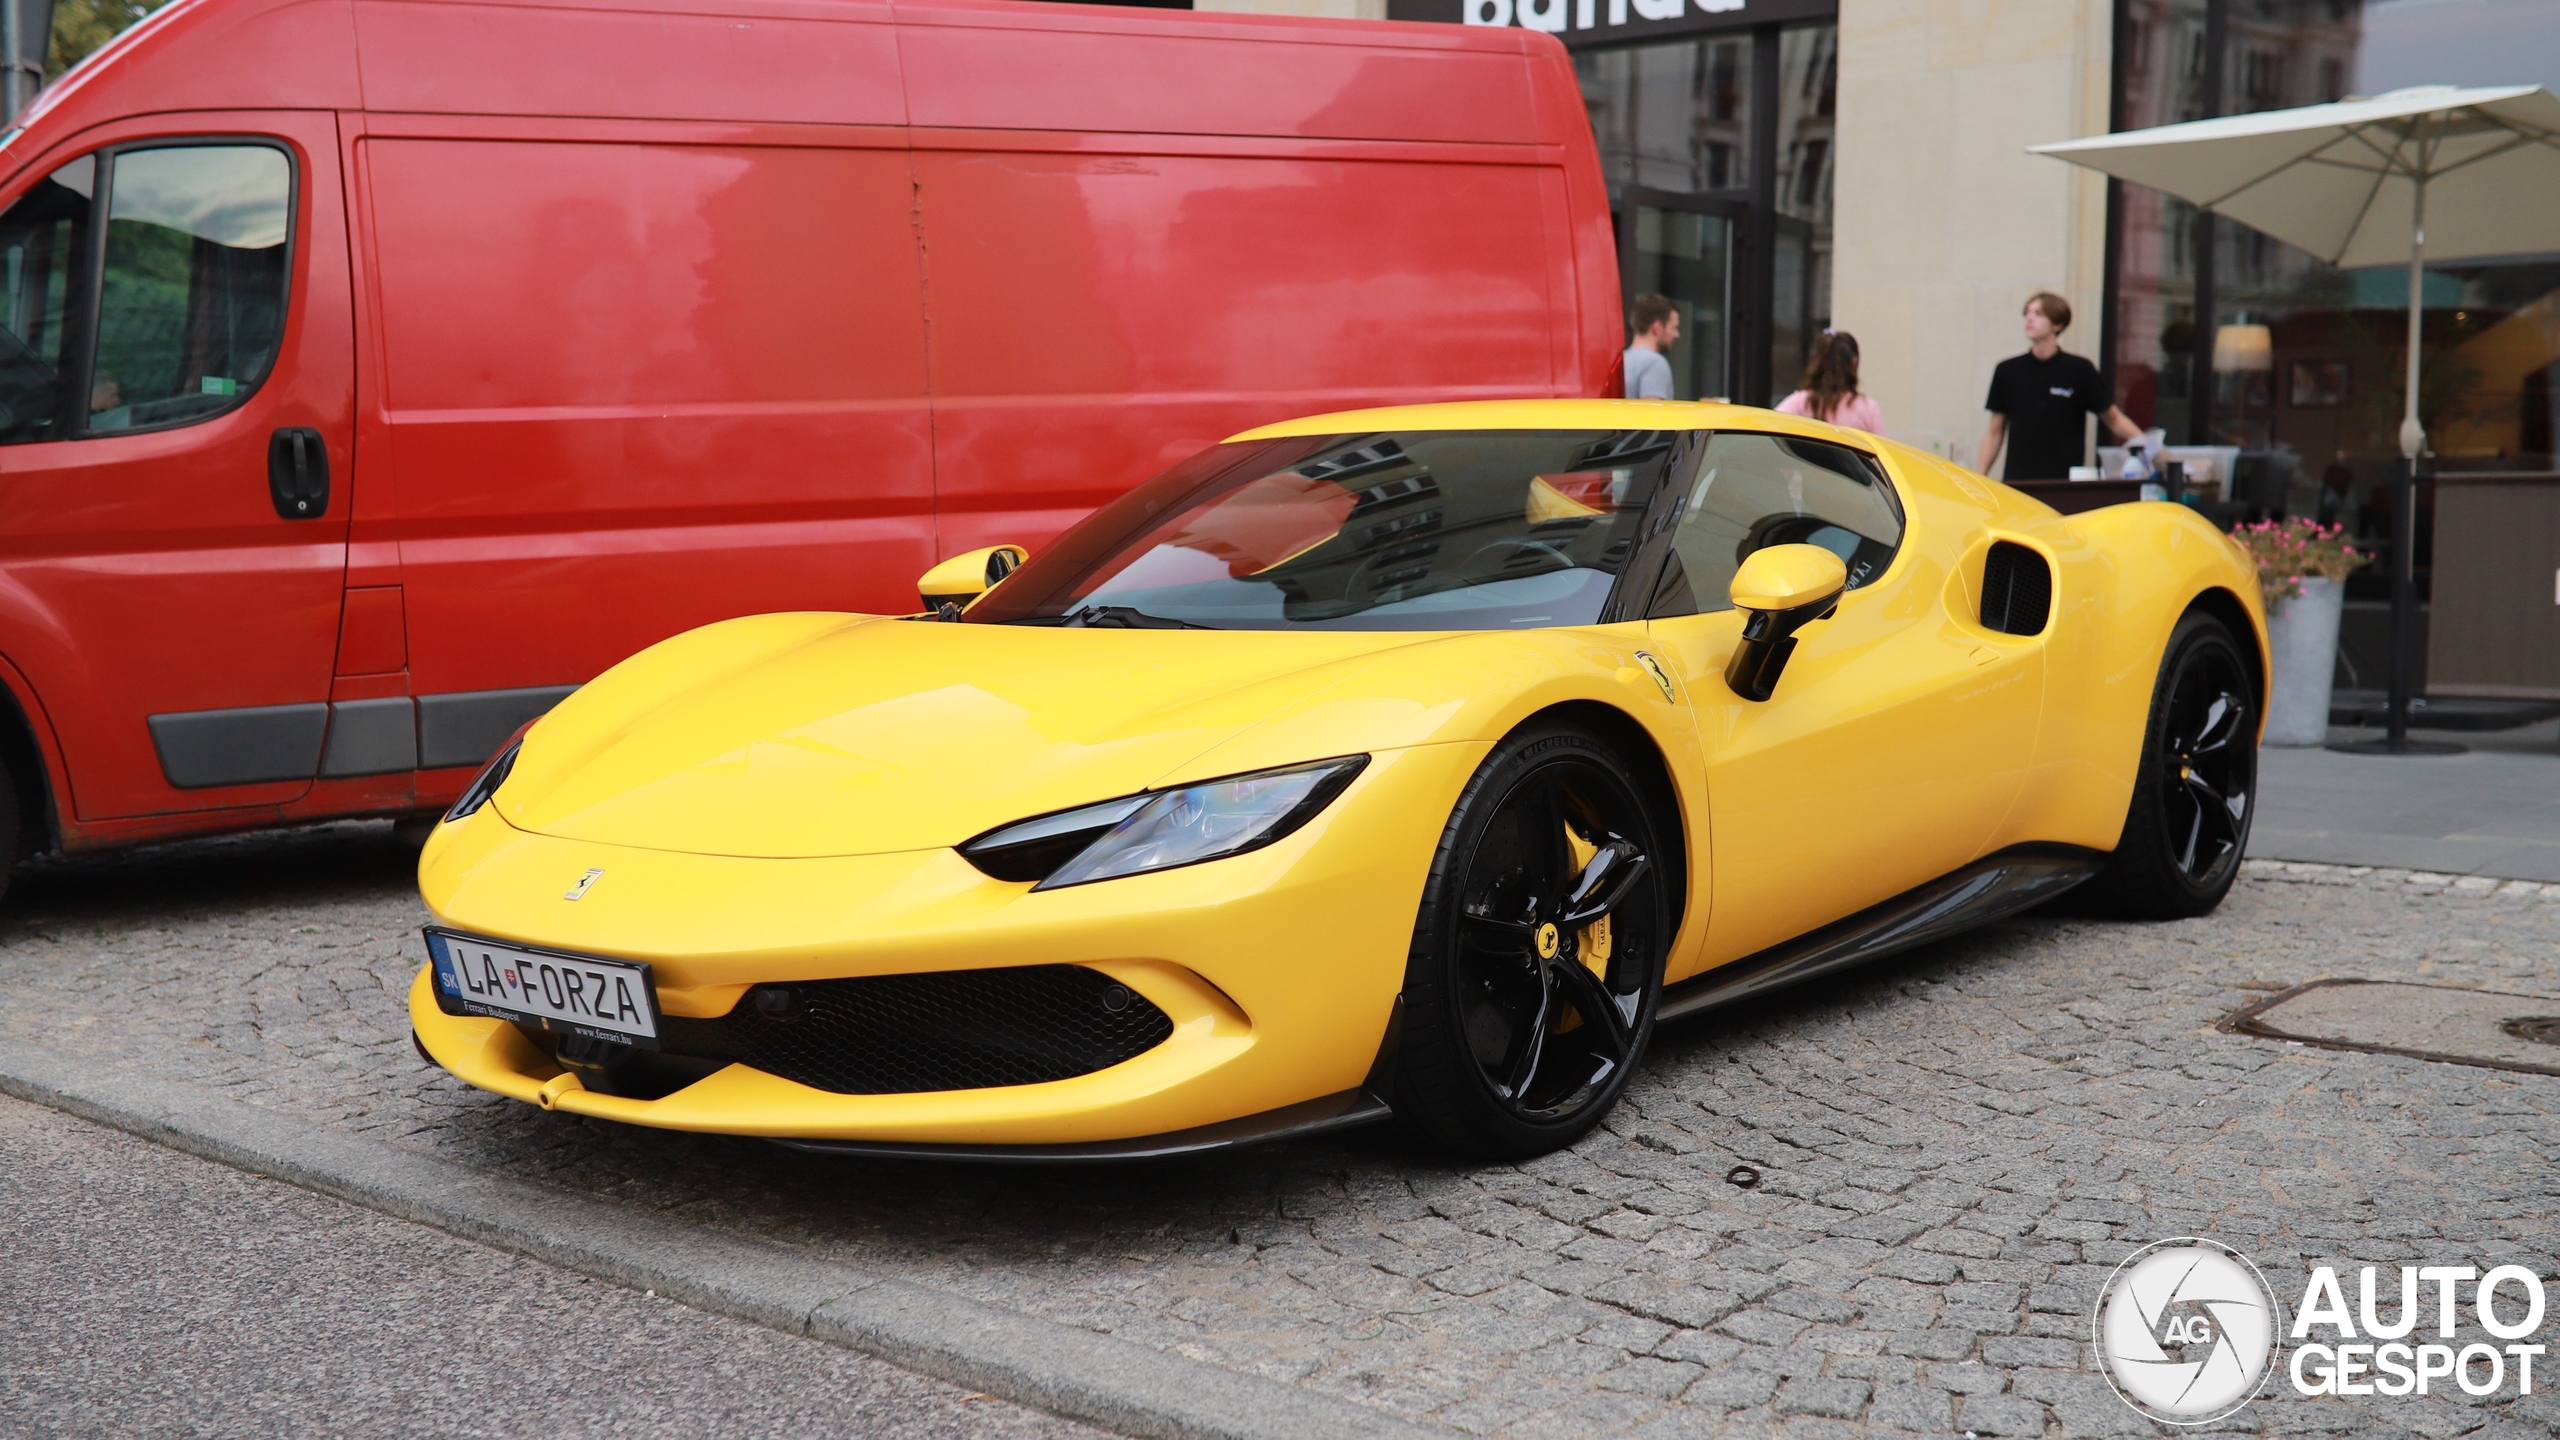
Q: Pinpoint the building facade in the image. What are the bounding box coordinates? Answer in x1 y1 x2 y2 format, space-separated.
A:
1195 0 2557 520
2108 0 2560 542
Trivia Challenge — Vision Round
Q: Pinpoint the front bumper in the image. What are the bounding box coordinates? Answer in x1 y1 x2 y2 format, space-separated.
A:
410 743 1483 1146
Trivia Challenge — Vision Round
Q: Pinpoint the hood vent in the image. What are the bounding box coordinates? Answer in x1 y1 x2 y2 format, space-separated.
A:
1981 542 2051 636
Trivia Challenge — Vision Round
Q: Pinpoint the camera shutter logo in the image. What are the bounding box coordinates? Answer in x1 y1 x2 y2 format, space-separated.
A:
2096 1239 2283 1425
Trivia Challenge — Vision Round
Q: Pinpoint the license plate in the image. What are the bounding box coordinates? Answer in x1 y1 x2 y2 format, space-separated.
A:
425 928 662 1048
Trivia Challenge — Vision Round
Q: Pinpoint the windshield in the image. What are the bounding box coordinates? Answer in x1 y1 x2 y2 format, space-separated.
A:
967 430 1681 631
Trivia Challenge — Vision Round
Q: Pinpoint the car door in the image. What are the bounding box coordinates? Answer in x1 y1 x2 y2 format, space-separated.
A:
1643 432 2045 970
0 114 355 823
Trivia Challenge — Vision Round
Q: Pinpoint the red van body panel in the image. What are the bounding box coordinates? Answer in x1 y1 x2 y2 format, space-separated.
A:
894 3 1539 143
358 126 938 702
350 0 908 127
19 0 360 119
0 0 1619 854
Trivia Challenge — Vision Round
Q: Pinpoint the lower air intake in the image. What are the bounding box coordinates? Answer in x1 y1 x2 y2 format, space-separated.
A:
1981 541 2052 636
656 965 1173 1095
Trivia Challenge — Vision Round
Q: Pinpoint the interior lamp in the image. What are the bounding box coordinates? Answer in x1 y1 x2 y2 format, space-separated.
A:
2212 322 2273 373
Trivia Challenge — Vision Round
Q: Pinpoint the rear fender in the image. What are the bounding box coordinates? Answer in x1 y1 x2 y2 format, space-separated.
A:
1997 503 2265 852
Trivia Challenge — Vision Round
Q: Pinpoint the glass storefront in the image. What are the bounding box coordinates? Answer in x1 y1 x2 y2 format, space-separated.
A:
1579 35 1754 193
2110 0 2560 579
1581 36 1752 403
1574 20 1837 406
1771 23 1837 396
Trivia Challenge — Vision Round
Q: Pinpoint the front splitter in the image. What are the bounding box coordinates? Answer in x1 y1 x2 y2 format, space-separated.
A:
766 1086 1391 1163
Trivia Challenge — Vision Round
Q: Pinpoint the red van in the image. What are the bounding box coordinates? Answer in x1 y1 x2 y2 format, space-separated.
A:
0 0 1616 869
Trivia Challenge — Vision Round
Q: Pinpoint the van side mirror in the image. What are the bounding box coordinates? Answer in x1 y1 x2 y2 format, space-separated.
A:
918 545 1028 619
1724 543 1847 701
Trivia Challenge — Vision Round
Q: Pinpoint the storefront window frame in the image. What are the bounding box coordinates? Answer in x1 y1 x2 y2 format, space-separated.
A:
1574 13 1836 407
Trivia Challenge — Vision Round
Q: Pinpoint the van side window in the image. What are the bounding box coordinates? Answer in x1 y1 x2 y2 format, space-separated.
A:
1648 432 1904 617
89 146 291 433
0 155 93 443
0 142 291 445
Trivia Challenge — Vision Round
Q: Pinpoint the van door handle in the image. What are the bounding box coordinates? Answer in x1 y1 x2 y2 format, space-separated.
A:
268 428 331 520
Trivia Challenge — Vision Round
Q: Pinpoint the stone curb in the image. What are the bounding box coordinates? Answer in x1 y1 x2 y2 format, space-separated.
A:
0 1044 1453 1440
2241 857 2560 896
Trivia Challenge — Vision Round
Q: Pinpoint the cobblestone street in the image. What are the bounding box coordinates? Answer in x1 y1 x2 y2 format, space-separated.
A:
6 821 2559 1439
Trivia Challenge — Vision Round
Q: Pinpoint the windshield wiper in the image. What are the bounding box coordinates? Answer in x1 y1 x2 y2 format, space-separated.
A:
1060 604 1216 630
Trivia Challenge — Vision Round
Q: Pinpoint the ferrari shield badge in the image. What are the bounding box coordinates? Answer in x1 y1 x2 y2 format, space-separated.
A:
563 868 605 901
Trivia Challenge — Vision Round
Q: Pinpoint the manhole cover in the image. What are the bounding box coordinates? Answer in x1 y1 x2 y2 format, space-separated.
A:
2222 981 2560 1078
2500 1016 2560 1048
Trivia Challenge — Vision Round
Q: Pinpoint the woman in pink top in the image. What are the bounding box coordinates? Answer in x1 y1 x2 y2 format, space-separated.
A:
1774 330 1884 434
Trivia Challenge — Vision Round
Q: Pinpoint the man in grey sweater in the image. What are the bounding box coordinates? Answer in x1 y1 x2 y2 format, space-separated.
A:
1623 293 1678 400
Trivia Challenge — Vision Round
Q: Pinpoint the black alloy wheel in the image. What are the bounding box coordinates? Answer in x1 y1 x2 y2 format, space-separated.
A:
2083 611 2258 918
1391 724 1670 1158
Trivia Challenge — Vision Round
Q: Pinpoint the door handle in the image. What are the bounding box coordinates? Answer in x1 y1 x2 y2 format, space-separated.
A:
268 428 331 520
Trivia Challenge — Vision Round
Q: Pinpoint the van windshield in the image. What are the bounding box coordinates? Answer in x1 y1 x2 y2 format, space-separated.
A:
966 430 1679 631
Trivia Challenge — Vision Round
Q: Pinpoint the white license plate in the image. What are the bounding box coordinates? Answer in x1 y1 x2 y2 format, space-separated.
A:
426 928 661 1047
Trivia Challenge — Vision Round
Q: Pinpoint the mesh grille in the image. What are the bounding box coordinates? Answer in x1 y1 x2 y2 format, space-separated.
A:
656 965 1174 1095
1981 541 2052 636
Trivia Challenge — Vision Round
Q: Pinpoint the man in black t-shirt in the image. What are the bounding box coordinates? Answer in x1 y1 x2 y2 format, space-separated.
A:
1977 292 2144 480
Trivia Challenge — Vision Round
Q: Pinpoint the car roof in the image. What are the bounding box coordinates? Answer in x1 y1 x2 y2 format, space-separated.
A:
1226 399 1863 445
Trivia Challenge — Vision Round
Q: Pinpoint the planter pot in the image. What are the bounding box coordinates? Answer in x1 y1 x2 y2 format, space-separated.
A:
2263 575 2344 746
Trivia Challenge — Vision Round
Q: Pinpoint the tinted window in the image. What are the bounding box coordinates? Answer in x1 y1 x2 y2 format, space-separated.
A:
0 156 92 443
1649 432 1902 617
969 431 1680 632
89 146 290 433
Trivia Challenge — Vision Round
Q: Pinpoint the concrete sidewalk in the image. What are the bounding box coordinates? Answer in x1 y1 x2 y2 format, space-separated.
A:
2251 716 2560 881
0 1092 1109 1440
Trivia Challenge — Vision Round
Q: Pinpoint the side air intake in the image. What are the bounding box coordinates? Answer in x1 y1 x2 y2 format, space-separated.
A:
1980 542 2051 636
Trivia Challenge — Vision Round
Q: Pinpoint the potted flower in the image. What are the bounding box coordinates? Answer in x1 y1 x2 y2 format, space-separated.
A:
2235 519 2365 745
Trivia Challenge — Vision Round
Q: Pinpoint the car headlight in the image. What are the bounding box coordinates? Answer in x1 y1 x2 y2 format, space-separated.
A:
961 756 1369 890
444 738 522 823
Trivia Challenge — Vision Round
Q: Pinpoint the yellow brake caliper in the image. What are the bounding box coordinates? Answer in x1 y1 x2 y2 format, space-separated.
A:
1553 827 1613 1036
1565 828 1612 979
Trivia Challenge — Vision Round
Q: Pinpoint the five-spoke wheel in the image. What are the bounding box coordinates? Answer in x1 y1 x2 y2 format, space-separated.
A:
2159 638 2253 884
2084 611 2258 917
1392 724 1669 1157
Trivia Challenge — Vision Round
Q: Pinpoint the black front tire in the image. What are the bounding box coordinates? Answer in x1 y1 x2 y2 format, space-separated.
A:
1389 722 1671 1159
2082 610 2258 919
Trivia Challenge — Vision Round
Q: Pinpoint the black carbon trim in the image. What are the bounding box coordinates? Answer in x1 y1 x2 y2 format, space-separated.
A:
768 1088 1392 1163
1658 845 2101 1023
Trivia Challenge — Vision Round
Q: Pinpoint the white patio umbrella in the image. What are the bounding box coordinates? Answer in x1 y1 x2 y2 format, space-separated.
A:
2031 85 2560 756
2032 83 2560 461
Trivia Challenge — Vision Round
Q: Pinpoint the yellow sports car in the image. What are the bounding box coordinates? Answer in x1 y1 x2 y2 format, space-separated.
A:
411 400 2265 1160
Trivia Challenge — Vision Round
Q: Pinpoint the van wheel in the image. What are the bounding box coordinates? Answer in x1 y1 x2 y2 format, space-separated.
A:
1390 723 1669 1159
0 756 22 910
2081 611 2257 919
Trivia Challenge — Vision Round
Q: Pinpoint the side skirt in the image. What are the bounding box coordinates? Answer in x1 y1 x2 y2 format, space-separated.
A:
1657 844 2102 1024
768 1087 1392 1164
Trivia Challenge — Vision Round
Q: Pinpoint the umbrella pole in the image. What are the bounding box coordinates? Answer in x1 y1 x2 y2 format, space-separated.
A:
2335 122 2463 757
2392 185 2421 749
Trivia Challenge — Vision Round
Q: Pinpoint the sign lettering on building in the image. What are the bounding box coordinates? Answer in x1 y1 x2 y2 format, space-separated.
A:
1383 0 1833 48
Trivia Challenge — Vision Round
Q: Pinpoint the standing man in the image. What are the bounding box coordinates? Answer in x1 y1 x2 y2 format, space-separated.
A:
1624 294 1678 400
1977 292 2144 478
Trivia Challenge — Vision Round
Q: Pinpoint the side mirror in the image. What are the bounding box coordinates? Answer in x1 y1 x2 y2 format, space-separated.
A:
1724 543 1847 701
918 545 1027 619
